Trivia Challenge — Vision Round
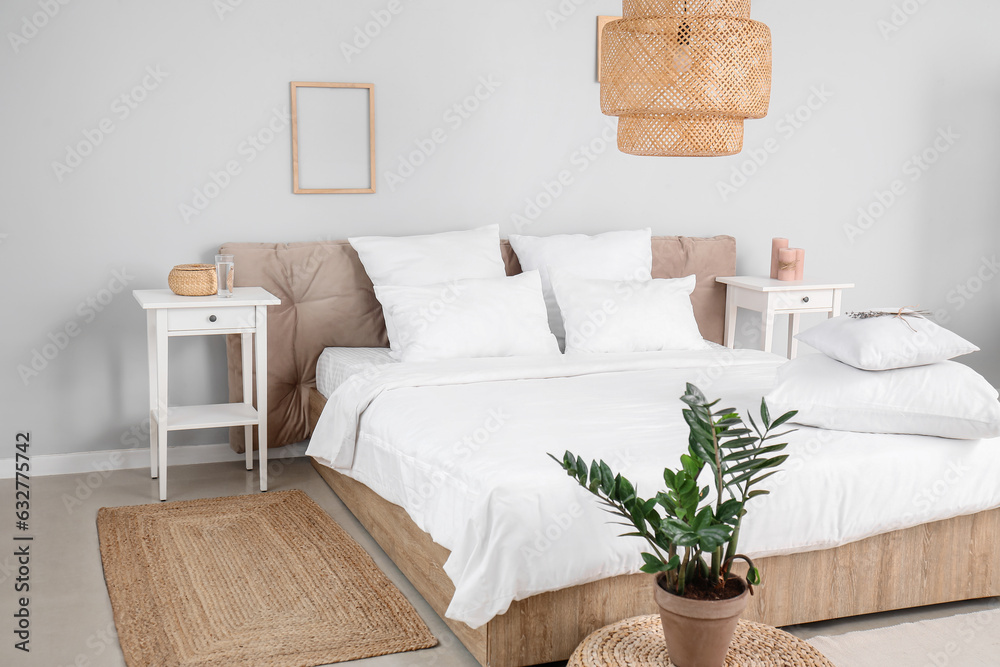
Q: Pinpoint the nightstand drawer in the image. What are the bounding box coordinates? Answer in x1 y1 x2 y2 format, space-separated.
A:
167 306 255 332
773 290 834 311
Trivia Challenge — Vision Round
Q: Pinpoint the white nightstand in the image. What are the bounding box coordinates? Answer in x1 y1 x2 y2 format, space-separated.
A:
716 277 854 359
133 287 281 500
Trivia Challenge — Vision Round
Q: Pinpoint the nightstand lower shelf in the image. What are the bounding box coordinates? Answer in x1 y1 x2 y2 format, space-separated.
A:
157 404 259 431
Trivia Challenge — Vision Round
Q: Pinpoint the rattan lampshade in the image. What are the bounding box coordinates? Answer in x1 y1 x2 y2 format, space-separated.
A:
601 0 772 156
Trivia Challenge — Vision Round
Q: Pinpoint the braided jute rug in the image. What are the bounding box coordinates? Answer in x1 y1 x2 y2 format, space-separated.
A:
97 490 437 667
568 614 835 667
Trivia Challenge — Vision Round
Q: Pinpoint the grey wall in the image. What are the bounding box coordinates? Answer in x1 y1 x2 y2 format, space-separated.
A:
2 0 999 457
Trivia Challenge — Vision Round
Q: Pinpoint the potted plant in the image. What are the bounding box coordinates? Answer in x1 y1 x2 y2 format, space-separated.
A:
551 383 796 667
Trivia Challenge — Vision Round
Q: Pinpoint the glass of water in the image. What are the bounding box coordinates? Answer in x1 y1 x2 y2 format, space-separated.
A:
215 255 234 298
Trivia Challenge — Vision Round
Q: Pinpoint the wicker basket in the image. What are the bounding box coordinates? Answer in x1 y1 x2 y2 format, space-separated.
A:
168 264 218 296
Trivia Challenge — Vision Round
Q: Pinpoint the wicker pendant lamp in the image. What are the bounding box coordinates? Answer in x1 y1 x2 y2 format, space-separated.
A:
601 0 772 157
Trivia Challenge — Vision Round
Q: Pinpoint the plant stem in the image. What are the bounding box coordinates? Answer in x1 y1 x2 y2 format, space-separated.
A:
713 412 723 514
723 510 743 575
678 548 689 596
711 407 726 584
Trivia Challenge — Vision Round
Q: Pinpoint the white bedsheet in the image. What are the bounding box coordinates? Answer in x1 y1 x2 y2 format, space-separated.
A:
315 347 395 398
306 350 1000 628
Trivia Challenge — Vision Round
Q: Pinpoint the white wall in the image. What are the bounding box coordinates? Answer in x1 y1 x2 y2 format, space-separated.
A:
2 0 999 457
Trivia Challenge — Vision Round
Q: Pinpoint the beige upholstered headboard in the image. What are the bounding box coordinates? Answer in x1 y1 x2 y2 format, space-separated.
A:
221 235 736 452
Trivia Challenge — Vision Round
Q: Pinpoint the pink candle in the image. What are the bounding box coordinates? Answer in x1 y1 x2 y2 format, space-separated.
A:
794 248 805 281
777 248 797 281
770 238 789 279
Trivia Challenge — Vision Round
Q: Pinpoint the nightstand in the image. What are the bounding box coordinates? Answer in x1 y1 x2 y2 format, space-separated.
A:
716 277 854 359
133 287 281 500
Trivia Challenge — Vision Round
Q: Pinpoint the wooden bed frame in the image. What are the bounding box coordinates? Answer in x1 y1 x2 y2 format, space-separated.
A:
308 388 1000 667
224 236 999 666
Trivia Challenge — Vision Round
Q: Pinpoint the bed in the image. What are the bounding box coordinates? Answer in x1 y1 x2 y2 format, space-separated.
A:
222 237 1000 667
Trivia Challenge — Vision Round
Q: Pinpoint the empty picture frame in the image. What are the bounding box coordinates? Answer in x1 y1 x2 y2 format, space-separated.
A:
291 82 375 194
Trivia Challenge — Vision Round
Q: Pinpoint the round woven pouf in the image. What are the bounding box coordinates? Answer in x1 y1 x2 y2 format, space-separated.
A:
567 615 834 667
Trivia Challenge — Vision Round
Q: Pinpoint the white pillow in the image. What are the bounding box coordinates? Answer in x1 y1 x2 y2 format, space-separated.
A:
508 229 653 347
373 271 560 362
796 312 978 370
550 270 708 354
349 225 506 353
765 354 1000 440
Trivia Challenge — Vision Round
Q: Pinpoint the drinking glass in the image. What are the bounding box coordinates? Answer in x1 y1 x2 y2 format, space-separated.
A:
215 255 234 298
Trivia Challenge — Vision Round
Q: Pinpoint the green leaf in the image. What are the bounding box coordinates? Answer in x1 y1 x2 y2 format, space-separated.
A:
683 410 715 443
698 533 729 551
722 443 787 463
760 455 789 470
629 503 647 532
747 470 782 487
640 552 669 573
661 519 694 541
641 497 658 516
588 460 601 492
747 566 761 585
677 477 696 495
688 437 714 464
617 476 636 502
674 532 701 548
610 474 623 501
656 491 677 515
600 461 614 494
716 498 743 521
681 454 701 479
684 383 707 404
760 398 771 429
747 489 769 499
730 459 787 489
718 436 758 449
692 506 713 530
768 410 798 429
725 458 771 476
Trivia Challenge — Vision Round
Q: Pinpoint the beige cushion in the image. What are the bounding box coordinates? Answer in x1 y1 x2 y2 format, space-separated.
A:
222 235 735 452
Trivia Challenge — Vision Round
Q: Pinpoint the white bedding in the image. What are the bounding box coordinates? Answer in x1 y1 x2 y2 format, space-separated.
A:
306 349 1000 628
315 347 395 398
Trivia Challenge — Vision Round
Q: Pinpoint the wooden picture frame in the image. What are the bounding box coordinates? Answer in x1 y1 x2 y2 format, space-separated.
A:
290 82 375 194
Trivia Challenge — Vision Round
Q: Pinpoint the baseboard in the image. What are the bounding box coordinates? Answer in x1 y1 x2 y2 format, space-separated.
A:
0 441 308 479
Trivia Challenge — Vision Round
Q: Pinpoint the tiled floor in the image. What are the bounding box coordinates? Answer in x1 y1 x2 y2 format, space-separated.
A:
1 456 995 666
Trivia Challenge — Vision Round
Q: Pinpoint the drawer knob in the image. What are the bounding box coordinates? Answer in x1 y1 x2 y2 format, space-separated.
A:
802 296 810 304
209 315 217 322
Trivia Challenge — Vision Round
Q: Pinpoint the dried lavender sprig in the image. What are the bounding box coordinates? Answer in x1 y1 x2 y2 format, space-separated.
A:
847 308 932 320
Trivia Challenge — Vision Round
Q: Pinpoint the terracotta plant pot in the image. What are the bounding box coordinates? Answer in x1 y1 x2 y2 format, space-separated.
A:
653 572 750 667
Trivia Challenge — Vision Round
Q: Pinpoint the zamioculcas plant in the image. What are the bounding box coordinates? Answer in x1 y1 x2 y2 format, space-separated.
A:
551 383 797 598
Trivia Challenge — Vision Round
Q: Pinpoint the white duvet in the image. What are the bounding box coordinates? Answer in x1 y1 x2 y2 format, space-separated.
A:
306 349 1000 628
